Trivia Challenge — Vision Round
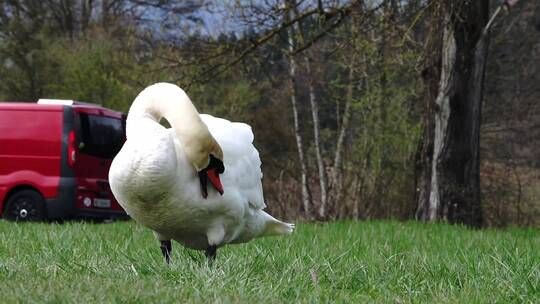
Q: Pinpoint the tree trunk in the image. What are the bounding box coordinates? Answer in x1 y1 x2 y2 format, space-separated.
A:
80 0 94 33
304 57 327 219
286 1 311 217
288 1 326 218
331 65 354 213
416 0 490 227
102 0 110 28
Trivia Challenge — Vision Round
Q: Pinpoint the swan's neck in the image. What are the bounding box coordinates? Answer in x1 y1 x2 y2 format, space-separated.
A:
127 83 222 171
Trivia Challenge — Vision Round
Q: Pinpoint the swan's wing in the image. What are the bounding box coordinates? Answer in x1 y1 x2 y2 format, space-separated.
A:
110 119 178 206
200 114 265 210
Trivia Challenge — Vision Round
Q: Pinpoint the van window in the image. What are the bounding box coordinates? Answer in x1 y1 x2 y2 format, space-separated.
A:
78 113 125 159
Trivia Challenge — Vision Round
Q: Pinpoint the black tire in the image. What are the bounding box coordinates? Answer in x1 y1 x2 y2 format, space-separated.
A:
3 189 46 221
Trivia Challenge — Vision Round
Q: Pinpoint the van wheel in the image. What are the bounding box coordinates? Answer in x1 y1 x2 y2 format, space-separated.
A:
3 190 46 221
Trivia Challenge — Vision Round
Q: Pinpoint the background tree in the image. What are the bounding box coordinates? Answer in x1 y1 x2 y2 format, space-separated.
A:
415 0 489 227
0 0 537 226
415 0 521 227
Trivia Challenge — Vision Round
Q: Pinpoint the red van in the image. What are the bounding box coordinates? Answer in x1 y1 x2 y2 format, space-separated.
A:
0 99 128 221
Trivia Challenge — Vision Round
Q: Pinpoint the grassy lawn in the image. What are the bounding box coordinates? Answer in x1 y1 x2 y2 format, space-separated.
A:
0 220 538 303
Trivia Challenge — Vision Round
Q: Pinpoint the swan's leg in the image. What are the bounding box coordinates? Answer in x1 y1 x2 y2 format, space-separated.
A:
205 225 223 261
160 240 172 264
205 245 217 260
154 232 172 264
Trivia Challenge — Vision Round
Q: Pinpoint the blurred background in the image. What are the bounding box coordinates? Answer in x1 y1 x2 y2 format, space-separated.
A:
0 0 538 226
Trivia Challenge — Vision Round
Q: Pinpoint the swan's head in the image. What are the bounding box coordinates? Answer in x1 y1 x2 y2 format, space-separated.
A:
129 82 224 169
128 82 225 197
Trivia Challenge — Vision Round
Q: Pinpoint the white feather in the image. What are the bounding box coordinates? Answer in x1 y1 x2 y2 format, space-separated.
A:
109 83 293 251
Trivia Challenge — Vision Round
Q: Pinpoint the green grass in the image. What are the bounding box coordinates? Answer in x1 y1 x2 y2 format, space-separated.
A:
0 220 538 303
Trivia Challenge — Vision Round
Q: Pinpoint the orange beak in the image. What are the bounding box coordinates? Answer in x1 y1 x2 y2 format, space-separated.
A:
207 168 224 195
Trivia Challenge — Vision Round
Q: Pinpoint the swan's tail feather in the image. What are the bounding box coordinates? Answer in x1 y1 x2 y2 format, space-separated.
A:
263 219 295 236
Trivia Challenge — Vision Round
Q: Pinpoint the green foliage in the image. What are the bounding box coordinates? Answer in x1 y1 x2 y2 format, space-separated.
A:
0 20 52 100
318 14 423 218
189 71 261 122
8 1 526 224
43 32 138 112
0 220 538 303
37 30 180 114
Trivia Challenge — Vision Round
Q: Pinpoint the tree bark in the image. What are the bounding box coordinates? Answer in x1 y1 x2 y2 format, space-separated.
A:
304 57 327 219
102 0 110 28
80 0 93 33
286 0 311 217
289 2 327 218
416 0 490 227
331 64 354 213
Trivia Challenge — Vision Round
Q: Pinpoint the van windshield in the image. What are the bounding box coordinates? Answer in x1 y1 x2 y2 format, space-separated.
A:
78 113 125 159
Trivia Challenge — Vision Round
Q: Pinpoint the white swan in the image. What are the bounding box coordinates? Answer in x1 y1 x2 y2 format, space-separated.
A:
109 82 294 262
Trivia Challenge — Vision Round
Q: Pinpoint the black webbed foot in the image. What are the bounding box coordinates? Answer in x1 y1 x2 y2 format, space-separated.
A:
205 245 217 261
160 240 172 264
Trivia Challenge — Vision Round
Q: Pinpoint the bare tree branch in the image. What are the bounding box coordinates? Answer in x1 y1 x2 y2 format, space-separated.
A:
183 0 382 86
